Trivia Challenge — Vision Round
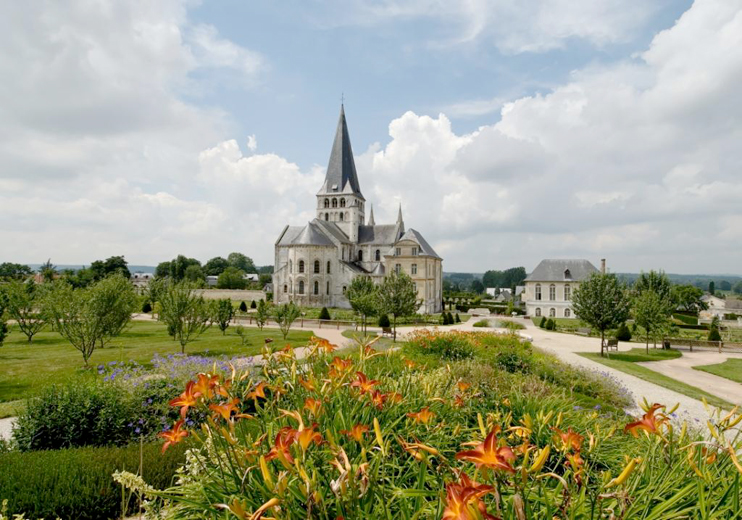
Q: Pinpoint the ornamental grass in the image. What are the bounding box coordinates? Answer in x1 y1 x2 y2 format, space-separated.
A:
119 332 742 519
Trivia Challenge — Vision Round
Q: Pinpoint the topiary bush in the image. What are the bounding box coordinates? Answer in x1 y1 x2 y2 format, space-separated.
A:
0 442 187 520
472 319 490 328
239 301 248 312
455 313 461 323
539 316 547 328
141 301 152 314
447 312 454 324
546 318 556 330
318 307 331 320
709 327 722 341
615 323 632 342
378 314 390 328
250 300 257 309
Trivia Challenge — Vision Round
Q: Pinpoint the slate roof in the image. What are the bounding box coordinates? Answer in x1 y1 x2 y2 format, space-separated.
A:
358 224 400 245
314 219 351 244
276 226 304 246
398 228 441 259
524 259 598 282
290 221 334 247
318 105 364 200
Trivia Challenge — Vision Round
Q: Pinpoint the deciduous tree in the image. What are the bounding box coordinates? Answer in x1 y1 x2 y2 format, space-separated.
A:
213 299 234 335
671 285 707 314
2 280 46 342
227 252 257 274
377 272 419 341
158 280 213 353
255 299 269 330
274 302 300 340
346 276 378 333
217 267 247 290
633 291 671 353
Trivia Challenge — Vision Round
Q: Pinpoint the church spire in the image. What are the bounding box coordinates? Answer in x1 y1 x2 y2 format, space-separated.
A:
368 204 375 226
395 203 405 236
318 104 364 200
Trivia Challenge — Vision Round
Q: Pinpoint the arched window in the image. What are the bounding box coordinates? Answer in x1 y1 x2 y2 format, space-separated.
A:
339 212 344 221
324 213 329 221
299 260 305 273
375 249 380 261
564 308 571 318
326 261 331 274
535 284 542 301
326 281 330 295
564 284 571 301
342 286 347 293
283 284 287 293
549 284 556 301
332 198 338 208
358 250 363 262
535 308 541 317
298 281 305 294
340 198 346 208
324 199 329 208
314 281 319 295
314 260 320 273
549 308 556 317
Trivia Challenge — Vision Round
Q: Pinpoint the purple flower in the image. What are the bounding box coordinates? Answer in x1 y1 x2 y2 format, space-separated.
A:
135 427 141 434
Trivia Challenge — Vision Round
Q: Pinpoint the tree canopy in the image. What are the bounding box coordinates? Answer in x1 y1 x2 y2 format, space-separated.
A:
0 262 33 281
217 267 248 290
571 272 631 356
227 252 257 274
346 276 378 333
672 285 707 314
377 272 419 341
482 267 527 289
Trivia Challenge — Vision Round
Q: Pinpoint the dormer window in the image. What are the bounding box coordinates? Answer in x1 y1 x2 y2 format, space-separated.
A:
331 184 338 191
564 269 571 279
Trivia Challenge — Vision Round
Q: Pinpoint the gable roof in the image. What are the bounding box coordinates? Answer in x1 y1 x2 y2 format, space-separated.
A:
314 218 350 244
290 221 334 246
318 105 364 200
397 228 441 259
358 224 400 245
525 259 598 282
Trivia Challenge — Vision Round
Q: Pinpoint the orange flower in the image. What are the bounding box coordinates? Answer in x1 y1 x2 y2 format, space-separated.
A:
457 381 471 392
247 381 269 402
624 404 668 437
340 423 369 443
404 359 418 370
169 380 199 418
369 390 388 410
298 376 315 392
351 371 380 394
407 406 436 425
265 426 296 465
552 427 584 452
209 398 243 422
329 356 353 377
296 423 323 451
216 378 232 398
400 439 441 461
442 473 497 520
387 392 404 404
453 395 465 408
311 337 338 353
192 373 220 400
303 397 323 417
159 419 189 453
456 426 516 473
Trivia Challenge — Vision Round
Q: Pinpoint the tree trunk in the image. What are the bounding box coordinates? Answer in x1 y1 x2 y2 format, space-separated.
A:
600 330 605 357
646 332 649 354
393 315 397 342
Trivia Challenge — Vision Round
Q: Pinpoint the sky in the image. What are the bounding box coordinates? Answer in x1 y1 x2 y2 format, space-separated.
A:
1 0 741 275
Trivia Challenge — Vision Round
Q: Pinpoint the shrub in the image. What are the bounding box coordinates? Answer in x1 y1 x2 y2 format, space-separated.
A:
378 314 390 328
455 313 461 323
318 307 331 320
407 330 475 360
141 301 152 313
539 316 547 328
440 313 448 325
239 301 248 312
494 343 533 373
545 318 556 330
615 323 632 341
0 442 187 520
709 327 722 341
250 300 257 309
672 313 698 326
447 311 454 324
472 319 490 328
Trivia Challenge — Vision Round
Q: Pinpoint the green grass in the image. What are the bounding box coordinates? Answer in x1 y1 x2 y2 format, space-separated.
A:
579 349 733 410
0 320 314 404
694 358 742 384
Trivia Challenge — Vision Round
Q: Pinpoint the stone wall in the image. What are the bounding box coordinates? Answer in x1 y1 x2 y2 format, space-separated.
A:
195 289 266 301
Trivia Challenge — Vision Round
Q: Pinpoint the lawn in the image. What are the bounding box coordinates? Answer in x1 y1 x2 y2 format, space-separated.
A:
694 358 742 384
579 348 733 409
0 320 314 406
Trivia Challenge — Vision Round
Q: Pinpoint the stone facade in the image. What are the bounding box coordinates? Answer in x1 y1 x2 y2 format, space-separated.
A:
273 106 443 314
523 259 599 318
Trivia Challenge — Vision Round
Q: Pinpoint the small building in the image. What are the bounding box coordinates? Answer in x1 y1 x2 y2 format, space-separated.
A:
130 272 153 288
523 259 600 318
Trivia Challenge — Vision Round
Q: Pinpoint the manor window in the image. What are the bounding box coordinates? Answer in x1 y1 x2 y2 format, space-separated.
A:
411 263 417 275
395 247 401 256
375 249 380 261
324 199 329 208
395 264 401 275
535 284 542 301
299 260 305 273
314 281 319 295
535 308 541 317
314 260 320 273
299 281 305 294
564 308 571 318
332 198 338 208
412 247 418 256
549 308 556 317
327 261 331 274
564 284 571 301
340 198 346 208
549 284 556 301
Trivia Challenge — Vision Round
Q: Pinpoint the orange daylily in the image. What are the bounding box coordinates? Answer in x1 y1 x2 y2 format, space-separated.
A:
340 423 369 443
453 395 466 408
296 423 323 451
247 381 270 402
216 378 232 398
209 398 246 422
624 403 668 437
303 397 323 417
552 427 584 452
442 473 497 520
369 390 388 410
400 439 441 461
457 381 471 392
328 356 354 377
350 371 380 394
311 337 338 354
265 426 296 465
456 426 516 473
159 419 189 453
403 359 418 370
407 406 436 425
298 376 316 392
193 373 220 400
169 380 199 418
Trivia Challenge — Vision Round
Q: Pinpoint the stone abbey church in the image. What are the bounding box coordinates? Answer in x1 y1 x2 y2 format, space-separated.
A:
274 106 443 314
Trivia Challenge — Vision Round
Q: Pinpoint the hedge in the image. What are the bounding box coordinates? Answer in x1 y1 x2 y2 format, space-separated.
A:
0 442 187 520
672 313 698 326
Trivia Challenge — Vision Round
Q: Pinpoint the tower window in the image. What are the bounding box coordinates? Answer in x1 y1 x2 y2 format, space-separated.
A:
283 284 287 293
332 198 338 208
299 281 304 294
412 247 418 256
324 213 329 221
326 281 330 294
314 260 320 273
339 212 344 221
299 260 305 273
340 198 346 208
324 199 329 208
327 261 331 274
395 264 401 274
375 249 380 261
358 250 363 262
395 247 401 256
314 281 319 295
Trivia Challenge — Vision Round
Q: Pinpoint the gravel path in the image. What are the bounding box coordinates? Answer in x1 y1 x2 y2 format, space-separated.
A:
0 417 15 441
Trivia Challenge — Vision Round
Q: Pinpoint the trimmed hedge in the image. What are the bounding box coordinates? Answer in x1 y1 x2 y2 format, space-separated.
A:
672 313 698 326
0 442 187 520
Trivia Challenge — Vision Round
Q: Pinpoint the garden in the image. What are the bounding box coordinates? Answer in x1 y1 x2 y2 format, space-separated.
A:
2 329 742 519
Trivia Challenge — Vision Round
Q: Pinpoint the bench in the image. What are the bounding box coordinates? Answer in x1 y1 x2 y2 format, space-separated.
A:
576 328 591 336
381 326 394 337
603 339 619 351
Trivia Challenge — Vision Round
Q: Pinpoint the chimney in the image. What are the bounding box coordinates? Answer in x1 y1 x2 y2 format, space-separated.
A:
600 259 606 274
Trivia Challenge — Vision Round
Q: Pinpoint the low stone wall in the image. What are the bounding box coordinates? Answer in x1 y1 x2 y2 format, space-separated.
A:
194 289 266 301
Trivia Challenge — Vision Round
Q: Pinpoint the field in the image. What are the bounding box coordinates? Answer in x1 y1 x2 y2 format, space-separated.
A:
579 348 733 409
0 320 313 409
694 358 742 383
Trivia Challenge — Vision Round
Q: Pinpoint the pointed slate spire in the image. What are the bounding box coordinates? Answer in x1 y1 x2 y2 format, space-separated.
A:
319 105 364 199
395 203 405 237
368 204 375 226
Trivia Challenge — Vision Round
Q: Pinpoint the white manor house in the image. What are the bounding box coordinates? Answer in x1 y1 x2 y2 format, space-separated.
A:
273 106 443 313
523 259 601 319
